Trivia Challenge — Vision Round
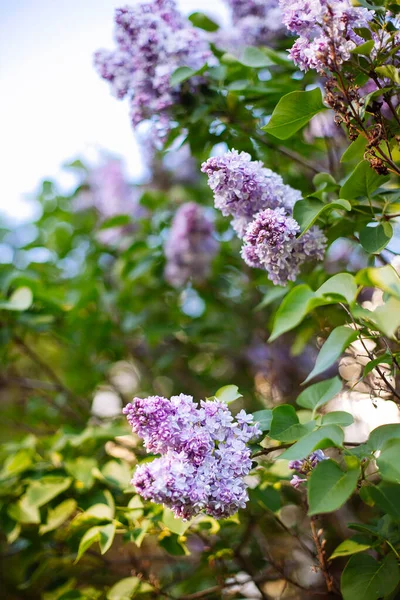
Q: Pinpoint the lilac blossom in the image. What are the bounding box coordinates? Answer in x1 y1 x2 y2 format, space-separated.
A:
202 149 326 285
217 0 285 50
164 202 218 288
289 449 328 487
124 394 261 519
94 1 211 139
279 0 372 73
242 208 326 286
201 150 300 237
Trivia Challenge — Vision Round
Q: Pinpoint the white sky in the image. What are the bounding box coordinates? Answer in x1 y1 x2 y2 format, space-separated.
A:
0 0 227 224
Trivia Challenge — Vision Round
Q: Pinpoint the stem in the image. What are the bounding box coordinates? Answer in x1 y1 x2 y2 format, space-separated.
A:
310 516 336 594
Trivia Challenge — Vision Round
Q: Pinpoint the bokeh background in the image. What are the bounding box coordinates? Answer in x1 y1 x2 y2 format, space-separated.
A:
0 0 228 224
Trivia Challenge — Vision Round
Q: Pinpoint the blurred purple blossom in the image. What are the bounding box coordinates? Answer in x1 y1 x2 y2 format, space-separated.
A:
279 0 372 73
164 202 218 288
94 0 211 139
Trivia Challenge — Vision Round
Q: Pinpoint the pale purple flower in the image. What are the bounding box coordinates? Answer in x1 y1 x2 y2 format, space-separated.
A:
201 150 300 237
164 202 218 288
124 394 261 519
241 211 326 285
216 0 285 50
279 0 372 73
202 150 326 285
94 1 211 138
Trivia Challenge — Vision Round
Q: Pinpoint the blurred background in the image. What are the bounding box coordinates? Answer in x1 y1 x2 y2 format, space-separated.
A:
0 0 229 224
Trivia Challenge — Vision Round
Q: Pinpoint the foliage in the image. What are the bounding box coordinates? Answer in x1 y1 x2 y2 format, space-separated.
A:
1 0 400 598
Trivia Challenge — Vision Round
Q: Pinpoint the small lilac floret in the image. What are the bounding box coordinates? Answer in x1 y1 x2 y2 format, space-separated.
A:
289 450 328 487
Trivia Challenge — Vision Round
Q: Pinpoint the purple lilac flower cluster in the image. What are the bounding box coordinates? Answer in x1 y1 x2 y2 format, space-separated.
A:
123 394 261 519
201 150 326 285
94 0 211 139
279 0 372 73
164 202 218 288
289 450 327 488
219 0 285 49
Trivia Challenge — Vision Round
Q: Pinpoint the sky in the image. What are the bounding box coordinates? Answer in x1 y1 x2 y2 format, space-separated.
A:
0 0 227 224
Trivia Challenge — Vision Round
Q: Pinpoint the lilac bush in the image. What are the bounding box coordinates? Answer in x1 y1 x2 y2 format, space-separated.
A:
123 394 261 519
94 0 211 139
164 202 218 288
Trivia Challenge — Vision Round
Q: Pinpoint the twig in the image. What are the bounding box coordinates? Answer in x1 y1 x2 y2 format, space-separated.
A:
310 517 337 595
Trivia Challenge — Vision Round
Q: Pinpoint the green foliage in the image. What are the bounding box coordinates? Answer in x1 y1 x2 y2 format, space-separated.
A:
1 7 400 598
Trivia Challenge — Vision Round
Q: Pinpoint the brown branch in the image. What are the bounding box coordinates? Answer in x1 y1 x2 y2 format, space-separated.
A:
13 334 89 416
310 517 338 595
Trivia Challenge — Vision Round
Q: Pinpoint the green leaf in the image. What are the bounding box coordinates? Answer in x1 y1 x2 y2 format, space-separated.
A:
350 40 375 55
101 461 132 489
368 423 400 451
75 526 101 563
375 65 400 84
238 46 273 67
25 477 72 508
356 265 400 299
170 64 206 86
40 499 77 535
269 285 315 341
100 215 131 230
99 522 116 555
8 497 41 524
368 483 400 519
269 405 315 442
252 409 273 432
159 533 188 556
377 439 400 483
316 273 358 305
330 535 373 559
66 457 97 490
341 136 368 163
107 577 152 600
214 385 242 404
0 449 33 478
293 198 351 235
308 458 360 515
0 287 33 311
263 88 326 140
340 160 390 200
296 377 342 415
304 326 358 383
359 222 393 254
341 552 400 600
354 296 400 339
321 411 354 427
188 12 219 32
363 354 392 376
162 508 192 535
280 425 344 460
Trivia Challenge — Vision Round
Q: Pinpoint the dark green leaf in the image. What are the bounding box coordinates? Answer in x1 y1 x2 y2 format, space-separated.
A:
341 552 399 600
308 457 360 515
